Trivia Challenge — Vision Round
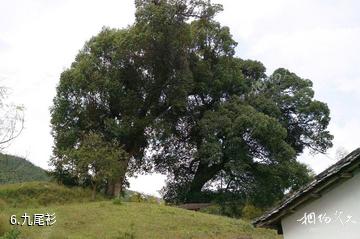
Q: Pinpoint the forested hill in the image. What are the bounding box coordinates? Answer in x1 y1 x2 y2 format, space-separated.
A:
0 153 49 184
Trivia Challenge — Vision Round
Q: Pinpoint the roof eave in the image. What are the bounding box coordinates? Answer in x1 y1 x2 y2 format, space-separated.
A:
253 148 360 230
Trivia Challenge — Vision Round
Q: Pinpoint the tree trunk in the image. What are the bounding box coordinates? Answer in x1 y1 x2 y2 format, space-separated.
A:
113 176 124 197
107 157 130 197
106 179 115 196
185 161 223 203
92 183 97 201
107 176 124 198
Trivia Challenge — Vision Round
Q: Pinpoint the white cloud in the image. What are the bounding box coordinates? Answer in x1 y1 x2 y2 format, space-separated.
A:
128 174 167 197
1 0 135 169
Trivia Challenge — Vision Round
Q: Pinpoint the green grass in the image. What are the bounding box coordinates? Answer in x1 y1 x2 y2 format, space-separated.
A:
1 202 281 239
0 182 105 208
0 182 281 239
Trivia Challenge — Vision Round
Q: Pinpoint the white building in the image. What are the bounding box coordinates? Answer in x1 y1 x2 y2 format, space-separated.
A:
254 148 360 239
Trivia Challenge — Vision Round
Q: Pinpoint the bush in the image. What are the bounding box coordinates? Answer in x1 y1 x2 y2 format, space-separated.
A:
221 202 243 218
126 193 160 204
241 204 263 220
200 205 222 216
128 193 145 203
199 203 243 218
113 198 123 205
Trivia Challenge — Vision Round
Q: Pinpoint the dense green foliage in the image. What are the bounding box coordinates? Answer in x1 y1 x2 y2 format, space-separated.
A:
145 1 332 207
50 0 195 195
50 0 332 208
0 154 49 184
66 132 128 199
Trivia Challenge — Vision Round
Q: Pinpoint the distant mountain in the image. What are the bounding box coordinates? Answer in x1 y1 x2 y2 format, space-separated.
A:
0 153 49 184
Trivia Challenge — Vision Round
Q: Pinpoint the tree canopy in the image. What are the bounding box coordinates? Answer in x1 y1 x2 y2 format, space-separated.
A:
65 132 128 199
50 0 333 206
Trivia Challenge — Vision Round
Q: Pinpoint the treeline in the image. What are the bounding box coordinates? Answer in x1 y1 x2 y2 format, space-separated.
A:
0 154 49 184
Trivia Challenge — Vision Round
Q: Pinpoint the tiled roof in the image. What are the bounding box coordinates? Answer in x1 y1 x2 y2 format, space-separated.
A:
253 148 360 230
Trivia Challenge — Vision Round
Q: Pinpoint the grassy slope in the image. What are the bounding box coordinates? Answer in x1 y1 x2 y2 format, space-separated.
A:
0 182 281 239
0 154 49 184
0 182 105 208
3 202 281 239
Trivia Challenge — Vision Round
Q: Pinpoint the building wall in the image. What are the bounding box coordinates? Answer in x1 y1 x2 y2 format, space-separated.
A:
282 170 360 239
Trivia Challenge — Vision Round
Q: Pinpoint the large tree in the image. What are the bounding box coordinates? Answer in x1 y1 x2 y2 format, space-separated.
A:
147 3 333 206
51 0 333 204
155 65 332 206
51 0 199 195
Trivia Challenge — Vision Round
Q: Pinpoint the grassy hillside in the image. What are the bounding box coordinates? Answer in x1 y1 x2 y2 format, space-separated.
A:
0 182 281 239
0 154 49 184
1 202 280 239
0 182 105 208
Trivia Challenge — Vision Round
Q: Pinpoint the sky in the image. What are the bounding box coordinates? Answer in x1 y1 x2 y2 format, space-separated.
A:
1 0 359 197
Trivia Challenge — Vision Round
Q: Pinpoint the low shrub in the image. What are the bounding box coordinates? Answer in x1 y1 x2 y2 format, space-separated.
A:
200 202 244 218
128 193 145 203
200 204 222 216
124 192 160 204
241 204 263 220
113 198 123 205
